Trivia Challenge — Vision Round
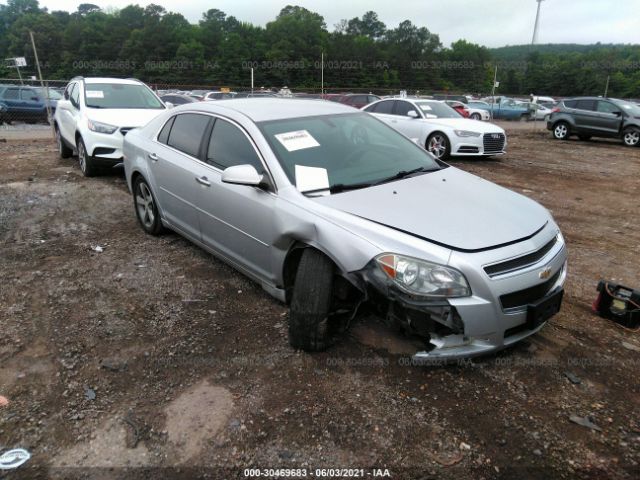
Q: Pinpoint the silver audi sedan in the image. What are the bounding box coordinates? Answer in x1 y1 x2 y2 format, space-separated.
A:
123 99 567 360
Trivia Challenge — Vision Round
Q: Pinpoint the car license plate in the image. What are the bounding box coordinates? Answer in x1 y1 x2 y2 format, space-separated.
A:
527 288 564 328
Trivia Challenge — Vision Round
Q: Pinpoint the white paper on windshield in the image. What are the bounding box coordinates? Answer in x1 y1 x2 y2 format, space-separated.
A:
275 130 320 152
420 105 432 111
295 165 329 192
86 90 104 98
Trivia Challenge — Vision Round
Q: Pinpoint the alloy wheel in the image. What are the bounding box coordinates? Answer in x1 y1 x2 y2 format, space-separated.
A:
554 124 568 139
136 182 155 229
78 142 87 173
428 135 447 158
624 130 639 146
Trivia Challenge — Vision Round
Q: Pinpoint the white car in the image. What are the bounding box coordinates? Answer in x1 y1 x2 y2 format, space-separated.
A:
363 98 506 160
54 77 167 176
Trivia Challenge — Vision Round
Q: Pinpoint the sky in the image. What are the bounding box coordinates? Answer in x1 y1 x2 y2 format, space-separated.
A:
33 0 640 48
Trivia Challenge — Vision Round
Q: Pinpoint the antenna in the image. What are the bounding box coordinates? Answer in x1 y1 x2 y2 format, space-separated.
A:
531 0 545 45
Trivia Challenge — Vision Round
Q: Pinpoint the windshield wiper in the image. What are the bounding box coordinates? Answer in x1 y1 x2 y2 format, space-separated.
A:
302 181 372 195
372 166 439 186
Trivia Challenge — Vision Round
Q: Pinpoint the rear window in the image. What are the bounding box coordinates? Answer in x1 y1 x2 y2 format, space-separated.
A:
167 113 210 157
575 99 596 111
563 100 577 108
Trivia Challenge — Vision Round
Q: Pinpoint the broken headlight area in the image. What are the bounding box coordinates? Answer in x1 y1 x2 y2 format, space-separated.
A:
354 257 468 343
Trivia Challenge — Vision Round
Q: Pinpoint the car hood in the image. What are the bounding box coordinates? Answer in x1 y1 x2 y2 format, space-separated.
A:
421 118 504 133
85 108 166 128
312 167 549 252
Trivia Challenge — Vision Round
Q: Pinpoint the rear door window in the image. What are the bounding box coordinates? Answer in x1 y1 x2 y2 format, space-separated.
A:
3 88 19 100
575 99 596 111
157 117 175 144
167 113 211 158
20 89 37 101
563 100 577 108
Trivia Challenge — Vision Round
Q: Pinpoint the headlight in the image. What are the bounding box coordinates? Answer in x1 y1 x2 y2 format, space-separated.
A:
454 130 482 137
376 253 471 298
87 119 118 134
556 230 565 246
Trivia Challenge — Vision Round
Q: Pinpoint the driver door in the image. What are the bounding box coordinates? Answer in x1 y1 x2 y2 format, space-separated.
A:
196 117 278 283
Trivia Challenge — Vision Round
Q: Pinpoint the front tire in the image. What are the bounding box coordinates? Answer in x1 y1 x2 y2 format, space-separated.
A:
288 249 335 352
623 127 640 147
77 137 98 177
55 125 73 159
133 176 165 235
426 132 451 160
552 122 570 140
470 112 481 120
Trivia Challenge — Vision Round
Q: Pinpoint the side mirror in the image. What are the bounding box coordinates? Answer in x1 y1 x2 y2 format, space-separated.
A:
407 110 419 119
221 164 264 187
32 96 40 101
612 111 622 116
164 101 174 109
64 91 69 100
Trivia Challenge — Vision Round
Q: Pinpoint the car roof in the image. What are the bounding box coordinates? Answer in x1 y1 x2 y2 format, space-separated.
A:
190 98 357 122
81 77 144 85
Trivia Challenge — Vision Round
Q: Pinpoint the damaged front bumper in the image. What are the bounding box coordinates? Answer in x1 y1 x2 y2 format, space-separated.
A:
351 248 567 362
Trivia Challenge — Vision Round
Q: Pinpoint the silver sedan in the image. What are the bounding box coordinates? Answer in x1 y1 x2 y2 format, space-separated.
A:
123 99 567 360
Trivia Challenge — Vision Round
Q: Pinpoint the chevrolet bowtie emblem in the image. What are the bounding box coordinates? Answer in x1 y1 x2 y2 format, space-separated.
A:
539 267 552 280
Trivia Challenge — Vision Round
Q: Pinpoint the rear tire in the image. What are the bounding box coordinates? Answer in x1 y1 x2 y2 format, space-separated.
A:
288 249 335 352
77 137 98 177
622 127 640 147
55 125 73 159
552 122 570 140
133 176 165 235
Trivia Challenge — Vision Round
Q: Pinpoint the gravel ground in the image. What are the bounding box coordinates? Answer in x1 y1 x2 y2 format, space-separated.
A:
0 127 639 480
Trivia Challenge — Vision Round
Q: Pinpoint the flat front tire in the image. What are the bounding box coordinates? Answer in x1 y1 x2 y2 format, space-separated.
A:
133 176 164 235
288 249 335 352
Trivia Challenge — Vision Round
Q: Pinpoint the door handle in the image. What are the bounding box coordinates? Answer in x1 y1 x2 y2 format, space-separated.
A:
148 153 159 162
195 176 211 187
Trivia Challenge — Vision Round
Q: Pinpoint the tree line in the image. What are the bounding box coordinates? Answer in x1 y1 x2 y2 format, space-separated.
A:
0 0 638 97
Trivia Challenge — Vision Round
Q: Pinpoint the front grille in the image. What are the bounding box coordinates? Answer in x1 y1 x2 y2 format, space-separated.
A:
457 146 480 153
120 127 134 136
500 269 561 310
484 237 557 277
483 133 505 153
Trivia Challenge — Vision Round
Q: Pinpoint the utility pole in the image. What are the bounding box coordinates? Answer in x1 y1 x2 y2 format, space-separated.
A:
604 75 610 98
531 0 545 45
321 51 324 96
490 66 498 121
29 31 53 133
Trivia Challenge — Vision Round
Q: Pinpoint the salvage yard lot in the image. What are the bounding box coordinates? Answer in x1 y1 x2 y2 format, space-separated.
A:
1 126 639 479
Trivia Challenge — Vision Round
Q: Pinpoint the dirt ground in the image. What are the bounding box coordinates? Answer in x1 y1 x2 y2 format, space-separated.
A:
0 124 639 480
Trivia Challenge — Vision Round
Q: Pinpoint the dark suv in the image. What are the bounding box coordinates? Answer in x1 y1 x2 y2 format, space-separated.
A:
547 97 640 147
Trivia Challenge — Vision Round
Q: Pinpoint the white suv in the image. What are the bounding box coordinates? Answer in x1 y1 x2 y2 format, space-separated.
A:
54 77 166 176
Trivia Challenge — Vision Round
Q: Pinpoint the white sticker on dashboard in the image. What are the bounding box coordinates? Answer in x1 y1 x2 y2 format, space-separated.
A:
275 130 320 152
86 90 104 98
295 165 329 192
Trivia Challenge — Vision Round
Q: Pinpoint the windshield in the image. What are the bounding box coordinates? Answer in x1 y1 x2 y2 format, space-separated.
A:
259 112 442 192
35 88 62 100
415 101 461 118
615 100 640 116
84 83 164 109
